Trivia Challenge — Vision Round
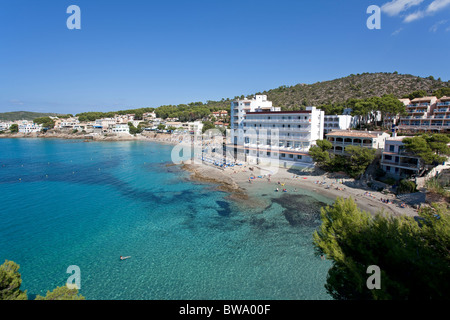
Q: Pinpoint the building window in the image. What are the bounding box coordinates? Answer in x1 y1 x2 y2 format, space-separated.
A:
281 153 286 157
297 155 302 160
289 154 294 158
389 145 395 152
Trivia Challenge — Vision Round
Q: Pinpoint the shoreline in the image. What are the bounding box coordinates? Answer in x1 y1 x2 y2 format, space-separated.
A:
180 162 420 217
1 134 421 217
0 132 181 145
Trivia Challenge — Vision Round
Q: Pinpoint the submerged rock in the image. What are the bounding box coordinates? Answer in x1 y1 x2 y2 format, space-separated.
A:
272 194 328 227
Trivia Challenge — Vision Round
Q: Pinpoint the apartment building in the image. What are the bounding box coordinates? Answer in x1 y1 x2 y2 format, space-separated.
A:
18 121 42 133
111 123 130 134
230 95 280 145
380 136 423 178
326 130 390 154
323 115 353 136
0 121 13 131
238 107 325 167
59 118 81 131
398 96 450 132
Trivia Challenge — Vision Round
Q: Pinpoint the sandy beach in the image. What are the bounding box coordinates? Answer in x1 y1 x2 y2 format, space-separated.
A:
182 161 420 217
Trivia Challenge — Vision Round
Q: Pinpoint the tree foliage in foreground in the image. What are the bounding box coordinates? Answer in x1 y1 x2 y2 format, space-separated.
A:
313 198 450 300
0 260 85 300
35 286 85 300
0 260 27 300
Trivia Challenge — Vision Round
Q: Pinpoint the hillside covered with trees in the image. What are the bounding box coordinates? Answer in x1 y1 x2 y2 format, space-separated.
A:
3 72 449 122
0 111 64 121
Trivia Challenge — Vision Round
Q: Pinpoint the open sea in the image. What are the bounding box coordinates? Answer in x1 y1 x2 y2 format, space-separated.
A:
0 138 332 300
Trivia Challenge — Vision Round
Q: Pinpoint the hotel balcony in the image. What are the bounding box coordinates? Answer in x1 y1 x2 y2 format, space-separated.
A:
244 118 311 124
437 102 450 107
434 108 450 113
243 144 310 153
408 103 430 108
380 160 420 171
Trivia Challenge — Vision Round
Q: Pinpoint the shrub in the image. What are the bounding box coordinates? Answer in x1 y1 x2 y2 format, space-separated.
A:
398 179 417 194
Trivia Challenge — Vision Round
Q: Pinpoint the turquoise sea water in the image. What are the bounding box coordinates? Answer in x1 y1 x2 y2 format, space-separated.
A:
0 138 332 300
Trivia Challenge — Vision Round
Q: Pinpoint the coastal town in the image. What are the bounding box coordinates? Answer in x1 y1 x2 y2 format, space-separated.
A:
1 93 449 218
2 0 450 303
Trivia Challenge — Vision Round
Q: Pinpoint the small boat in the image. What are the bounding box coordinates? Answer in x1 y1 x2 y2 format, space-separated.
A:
120 256 131 261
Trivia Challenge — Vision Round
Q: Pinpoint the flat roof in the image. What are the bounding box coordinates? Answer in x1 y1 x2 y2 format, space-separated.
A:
326 130 386 138
245 111 311 115
410 96 437 103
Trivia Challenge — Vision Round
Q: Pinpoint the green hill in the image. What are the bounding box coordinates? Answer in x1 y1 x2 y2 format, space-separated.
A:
258 72 450 110
0 111 62 121
3 72 449 120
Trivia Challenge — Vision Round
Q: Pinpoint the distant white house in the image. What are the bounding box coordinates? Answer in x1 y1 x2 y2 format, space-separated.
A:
18 121 42 133
111 123 130 134
0 121 13 131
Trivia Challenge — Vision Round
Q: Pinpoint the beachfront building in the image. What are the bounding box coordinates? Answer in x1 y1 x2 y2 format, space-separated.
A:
0 121 13 131
238 107 325 168
95 118 116 131
397 96 450 133
380 136 423 178
111 123 130 134
326 130 390 154
59 118 81 131
323 115 353 136
18 121 42 133
230 95 280 145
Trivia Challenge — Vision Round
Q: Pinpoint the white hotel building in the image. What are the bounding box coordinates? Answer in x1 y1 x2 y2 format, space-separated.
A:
323 114 353 136
230 95 324 168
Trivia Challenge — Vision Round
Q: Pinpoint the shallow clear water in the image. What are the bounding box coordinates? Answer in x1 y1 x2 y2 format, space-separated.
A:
0 138 332 300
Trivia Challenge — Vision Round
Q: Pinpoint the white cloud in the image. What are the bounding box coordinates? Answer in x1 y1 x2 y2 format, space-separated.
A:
429 19 448 31
382 0 424 16
404 10 425 22
384 0 450 23
427 0 450 13
391 27 404 35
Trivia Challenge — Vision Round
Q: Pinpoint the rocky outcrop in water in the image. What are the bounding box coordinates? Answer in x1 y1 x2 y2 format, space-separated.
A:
181 163 249 201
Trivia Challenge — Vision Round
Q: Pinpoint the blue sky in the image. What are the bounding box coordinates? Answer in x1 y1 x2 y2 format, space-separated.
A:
1 0 449 114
